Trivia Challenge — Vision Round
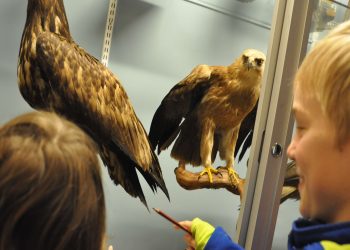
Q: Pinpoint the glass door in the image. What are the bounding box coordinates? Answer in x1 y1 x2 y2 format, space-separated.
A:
272 1 350 249
235 1 350 249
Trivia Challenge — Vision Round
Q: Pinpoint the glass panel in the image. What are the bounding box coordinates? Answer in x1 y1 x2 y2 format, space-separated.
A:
0 0 276 249
272 1 350 249
107 0 275 249
183 0 275 29
309 0 350 48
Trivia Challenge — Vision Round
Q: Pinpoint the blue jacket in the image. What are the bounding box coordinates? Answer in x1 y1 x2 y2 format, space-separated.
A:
288 218 350 249
204 227 243 250
204 219 350 250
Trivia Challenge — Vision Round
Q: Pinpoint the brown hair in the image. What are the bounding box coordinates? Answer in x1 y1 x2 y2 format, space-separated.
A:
295 21 350 147
0 111 106 250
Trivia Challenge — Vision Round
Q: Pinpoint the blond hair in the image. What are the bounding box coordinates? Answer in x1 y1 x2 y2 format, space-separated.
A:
0 111 106 250
295 21 350 146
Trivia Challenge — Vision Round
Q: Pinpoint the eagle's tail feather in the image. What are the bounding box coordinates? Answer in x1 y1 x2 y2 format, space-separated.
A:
101 141 170 208
171 117 201 166
137 153 170 201
100 145 148 208
171 116 218 166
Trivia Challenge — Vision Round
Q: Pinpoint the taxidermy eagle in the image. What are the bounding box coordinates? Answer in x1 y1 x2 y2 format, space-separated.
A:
17 0 169 207
149 49 266 184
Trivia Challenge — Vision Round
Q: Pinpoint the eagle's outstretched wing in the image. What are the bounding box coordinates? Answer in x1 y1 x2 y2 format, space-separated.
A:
35 32 168 206
149 65 212 154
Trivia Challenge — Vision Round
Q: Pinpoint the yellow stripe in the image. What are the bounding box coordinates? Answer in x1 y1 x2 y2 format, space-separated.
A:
321 241 350 249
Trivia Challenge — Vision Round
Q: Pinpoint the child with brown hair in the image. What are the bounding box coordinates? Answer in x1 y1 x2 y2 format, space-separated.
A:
0 111 109 250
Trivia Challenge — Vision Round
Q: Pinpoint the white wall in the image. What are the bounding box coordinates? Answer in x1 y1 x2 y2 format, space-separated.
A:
0 0 299 249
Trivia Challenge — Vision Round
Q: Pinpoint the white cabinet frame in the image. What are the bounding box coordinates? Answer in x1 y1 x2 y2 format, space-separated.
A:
235 1 315 249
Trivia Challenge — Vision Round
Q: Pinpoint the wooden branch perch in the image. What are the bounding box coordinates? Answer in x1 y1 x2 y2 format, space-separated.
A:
174 161 299 204
174 166 245 199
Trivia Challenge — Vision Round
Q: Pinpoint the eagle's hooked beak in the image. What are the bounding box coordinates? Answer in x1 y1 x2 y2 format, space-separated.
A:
246 61 253 71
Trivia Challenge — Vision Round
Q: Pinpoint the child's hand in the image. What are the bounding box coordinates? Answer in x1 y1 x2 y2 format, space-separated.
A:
176 218 215 250
175 221 195 250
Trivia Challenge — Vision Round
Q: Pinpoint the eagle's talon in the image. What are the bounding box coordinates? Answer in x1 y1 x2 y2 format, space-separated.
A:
217 166 240 186
198 166 219 183
227 168 240 186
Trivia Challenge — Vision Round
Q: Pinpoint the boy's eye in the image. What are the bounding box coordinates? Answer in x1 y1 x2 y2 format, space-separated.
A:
295 126 306 137
294 120 306 132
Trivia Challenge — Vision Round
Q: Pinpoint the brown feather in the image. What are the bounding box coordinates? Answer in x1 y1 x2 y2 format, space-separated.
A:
150 49 266 170
18 0 169 207
234 100 258 162
149 65 212 153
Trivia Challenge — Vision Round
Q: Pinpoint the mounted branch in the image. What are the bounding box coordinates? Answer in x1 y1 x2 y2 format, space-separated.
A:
174 166 245 199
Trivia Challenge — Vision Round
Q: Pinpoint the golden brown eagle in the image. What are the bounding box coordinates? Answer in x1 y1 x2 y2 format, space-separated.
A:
149 49 266 184
17 0 169 207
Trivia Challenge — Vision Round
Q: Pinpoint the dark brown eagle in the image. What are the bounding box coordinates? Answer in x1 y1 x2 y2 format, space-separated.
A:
17 0 169 207
149 49 266 184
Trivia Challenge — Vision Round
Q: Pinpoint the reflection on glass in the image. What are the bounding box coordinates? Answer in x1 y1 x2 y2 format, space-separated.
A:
309 0 350 49
183 0 275 29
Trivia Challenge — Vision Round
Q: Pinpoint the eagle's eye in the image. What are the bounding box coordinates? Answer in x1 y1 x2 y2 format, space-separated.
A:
255 58 264 66
242 55 248 63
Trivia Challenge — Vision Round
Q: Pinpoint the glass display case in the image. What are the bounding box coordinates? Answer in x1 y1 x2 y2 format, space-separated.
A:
0 1 274 249
0 0 349 249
